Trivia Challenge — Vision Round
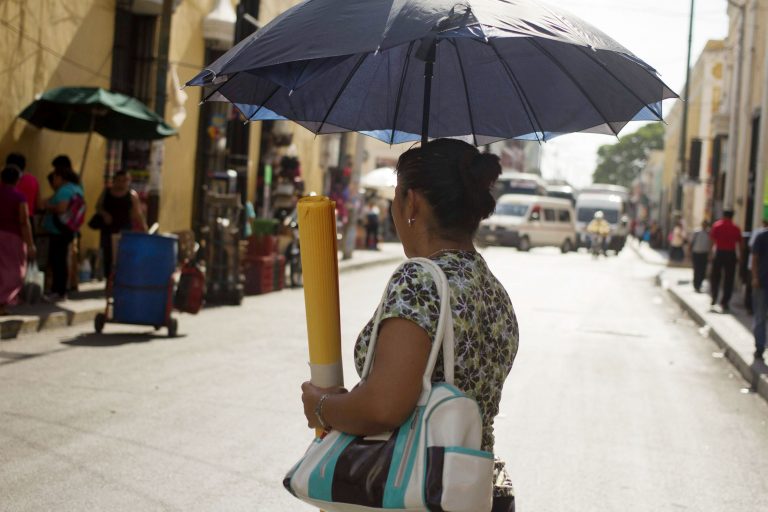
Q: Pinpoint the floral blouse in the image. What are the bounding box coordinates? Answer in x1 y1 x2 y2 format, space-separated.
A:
353 250 519 496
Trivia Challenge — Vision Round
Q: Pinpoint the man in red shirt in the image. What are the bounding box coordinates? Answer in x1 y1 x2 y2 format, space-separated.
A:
709 210 742 312
6 153 39 215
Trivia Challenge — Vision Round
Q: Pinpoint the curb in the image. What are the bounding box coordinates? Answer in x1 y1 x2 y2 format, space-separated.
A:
339 255 404 274
1 307 101 340
628 240 666 266
658 271 768 404
1 254 404 341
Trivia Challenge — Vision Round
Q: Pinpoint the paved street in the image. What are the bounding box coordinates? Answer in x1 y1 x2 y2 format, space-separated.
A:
1 246 767 512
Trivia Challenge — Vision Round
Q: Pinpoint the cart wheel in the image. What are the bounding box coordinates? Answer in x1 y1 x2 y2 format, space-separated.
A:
168 318 178 338
94 313 106 334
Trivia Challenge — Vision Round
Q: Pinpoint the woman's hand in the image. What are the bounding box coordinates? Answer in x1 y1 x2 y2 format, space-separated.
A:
301 382 347 429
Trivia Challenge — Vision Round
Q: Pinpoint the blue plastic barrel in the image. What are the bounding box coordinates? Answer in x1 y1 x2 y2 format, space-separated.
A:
113 232 178 326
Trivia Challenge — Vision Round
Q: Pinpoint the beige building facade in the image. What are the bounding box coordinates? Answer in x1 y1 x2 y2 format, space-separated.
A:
722 0 768 232
662 40 726 232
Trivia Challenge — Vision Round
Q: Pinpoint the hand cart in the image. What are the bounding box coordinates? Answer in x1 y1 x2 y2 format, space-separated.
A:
94 232 179 337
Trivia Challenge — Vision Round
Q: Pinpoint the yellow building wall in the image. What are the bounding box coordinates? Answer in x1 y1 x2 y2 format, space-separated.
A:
159 0 214 234
0 1 115 250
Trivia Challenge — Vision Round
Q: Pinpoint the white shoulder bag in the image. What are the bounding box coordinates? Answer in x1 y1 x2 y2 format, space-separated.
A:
284 257 494 512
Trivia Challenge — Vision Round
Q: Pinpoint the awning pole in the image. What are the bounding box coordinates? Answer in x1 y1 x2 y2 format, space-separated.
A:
80 112 96 177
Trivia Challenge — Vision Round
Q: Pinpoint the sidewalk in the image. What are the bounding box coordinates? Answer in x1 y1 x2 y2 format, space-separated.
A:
629 239 768 403
0 242 404 340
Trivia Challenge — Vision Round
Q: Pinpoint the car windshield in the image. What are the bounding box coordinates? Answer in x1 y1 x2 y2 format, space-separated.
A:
577 207 619 224
495 203 529 216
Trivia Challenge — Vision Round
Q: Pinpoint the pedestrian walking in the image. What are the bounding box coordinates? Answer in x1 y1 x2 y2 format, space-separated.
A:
669 219 687 263
749 226 768 362
709 210 742 312
43 156 84 301
363 200 380 250
690 220 711 292
0 165 36 315
300 139 518 511
745 219 768 314
93 170 147 278
5 153 39 216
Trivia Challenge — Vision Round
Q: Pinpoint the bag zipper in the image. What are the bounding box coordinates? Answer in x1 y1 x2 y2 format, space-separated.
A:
394 411 420 487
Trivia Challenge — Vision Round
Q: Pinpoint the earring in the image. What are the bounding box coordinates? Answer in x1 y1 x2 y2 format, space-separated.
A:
408 218 415 226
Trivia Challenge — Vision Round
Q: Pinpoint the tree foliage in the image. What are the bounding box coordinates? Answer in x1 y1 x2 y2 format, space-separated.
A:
591 123 665 187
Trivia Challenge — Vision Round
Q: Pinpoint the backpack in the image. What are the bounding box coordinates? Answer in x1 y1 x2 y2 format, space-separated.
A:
57 193 86 233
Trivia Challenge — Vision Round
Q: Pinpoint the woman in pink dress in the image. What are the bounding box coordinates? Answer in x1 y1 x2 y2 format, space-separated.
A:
0 165 36 314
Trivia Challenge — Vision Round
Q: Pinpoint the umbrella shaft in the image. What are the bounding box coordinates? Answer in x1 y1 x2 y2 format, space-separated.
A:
422 60 433 146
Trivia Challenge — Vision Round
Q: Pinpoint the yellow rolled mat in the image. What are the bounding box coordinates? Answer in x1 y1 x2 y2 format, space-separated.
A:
297 196 344 396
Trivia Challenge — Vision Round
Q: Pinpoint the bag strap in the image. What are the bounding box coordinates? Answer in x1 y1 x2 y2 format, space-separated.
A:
360 257 455 406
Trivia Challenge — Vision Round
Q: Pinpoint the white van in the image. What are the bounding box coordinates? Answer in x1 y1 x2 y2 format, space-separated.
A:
477 194 577 252
575 192 629 252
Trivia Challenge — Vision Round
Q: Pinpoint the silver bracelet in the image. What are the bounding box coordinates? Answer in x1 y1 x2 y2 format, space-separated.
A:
314 393 331 430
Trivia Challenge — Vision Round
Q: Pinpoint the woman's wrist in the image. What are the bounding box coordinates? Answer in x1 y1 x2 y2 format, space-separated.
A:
315 393 332 430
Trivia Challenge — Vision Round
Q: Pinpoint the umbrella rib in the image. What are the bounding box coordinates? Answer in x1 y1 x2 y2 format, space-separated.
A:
245 84 282 122
318 53 369 135
573 46 663 121
487 40 543 143
527 38 620 138
200 72 239 104
450 40 478 147
390 41 416 146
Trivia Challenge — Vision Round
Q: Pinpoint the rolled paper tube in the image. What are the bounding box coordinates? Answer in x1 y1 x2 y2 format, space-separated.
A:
297 196 344 437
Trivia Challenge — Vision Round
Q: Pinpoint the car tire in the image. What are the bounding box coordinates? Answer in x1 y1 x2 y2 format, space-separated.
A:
518 236 531 252
561 238 573 254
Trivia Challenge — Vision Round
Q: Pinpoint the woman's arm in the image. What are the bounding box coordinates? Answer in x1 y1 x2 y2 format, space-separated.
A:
47 199 68 215
302 317 431 435
130 190 148 232
18 203 36 259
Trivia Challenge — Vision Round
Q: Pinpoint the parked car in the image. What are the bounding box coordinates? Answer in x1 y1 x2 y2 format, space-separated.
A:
575 192 629 252
477 194 577 253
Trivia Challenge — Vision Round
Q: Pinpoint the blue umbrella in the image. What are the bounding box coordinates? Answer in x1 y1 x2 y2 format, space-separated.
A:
187 0 676 146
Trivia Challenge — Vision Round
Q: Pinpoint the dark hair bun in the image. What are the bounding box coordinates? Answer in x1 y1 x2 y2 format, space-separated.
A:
396 138 502 236
458 151 502 222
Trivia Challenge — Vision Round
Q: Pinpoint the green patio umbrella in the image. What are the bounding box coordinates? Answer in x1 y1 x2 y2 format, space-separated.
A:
18 86 177 176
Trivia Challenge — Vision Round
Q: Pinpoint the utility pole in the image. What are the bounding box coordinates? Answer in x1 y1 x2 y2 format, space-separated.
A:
675 0 695 214
148 0 174 226
724 0 747 212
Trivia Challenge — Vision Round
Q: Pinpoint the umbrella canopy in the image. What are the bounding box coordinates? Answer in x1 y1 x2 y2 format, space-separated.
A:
187 0 675 146
361 167 397 199
19 86 177 140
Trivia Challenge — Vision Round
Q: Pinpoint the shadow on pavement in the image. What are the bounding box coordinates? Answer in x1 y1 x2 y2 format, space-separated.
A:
62 331 186 347
67 287 106 301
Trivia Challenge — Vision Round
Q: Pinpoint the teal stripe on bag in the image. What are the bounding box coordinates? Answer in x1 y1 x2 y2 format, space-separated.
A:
308 434 355 501
444 446 494 459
